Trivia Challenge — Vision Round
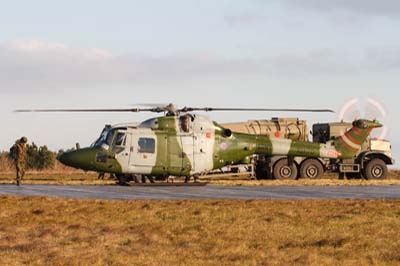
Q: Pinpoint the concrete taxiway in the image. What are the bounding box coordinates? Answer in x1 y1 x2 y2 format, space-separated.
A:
0 184 400 200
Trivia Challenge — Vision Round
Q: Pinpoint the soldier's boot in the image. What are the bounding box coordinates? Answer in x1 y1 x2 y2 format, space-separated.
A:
142 176 147 183
184 176 191 183
16 179 20 186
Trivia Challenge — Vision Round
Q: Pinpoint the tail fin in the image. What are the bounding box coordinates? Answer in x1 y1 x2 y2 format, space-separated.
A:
334 119 382 158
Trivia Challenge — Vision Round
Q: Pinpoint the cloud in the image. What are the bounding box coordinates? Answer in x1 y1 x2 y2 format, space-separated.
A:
280 0 400 17
0 40 400 91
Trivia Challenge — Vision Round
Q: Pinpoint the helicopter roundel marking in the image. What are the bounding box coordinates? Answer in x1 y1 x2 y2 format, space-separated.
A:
275 131 281 138
206 132 212 139
220 142 229 151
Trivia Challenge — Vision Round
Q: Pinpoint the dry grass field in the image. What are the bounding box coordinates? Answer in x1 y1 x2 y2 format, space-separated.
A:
0 197 399 266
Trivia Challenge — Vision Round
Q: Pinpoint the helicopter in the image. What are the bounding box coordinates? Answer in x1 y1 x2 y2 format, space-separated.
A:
17 104 382 184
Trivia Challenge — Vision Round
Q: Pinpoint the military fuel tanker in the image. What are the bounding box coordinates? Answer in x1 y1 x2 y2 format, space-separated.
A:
223 118 394 180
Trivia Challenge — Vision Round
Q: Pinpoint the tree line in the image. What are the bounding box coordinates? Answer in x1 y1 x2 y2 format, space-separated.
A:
6 142 58 170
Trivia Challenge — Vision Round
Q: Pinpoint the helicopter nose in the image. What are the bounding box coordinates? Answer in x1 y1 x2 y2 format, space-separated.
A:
57 148 96 170
57 151 75 167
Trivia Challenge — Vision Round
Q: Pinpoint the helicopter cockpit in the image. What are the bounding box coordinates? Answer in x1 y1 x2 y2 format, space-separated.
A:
93 127 127 153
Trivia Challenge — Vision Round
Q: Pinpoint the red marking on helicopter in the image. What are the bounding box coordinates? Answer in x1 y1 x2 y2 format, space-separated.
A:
275 131 281 138
352 127 362 135
339 135 360 151
206 132 212 139
327 151 342 157
345 132 363 145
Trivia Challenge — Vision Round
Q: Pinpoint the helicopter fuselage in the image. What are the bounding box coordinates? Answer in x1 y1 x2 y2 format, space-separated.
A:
57 114 382 177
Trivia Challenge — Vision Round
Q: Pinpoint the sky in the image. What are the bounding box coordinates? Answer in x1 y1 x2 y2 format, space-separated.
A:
0 0 399 166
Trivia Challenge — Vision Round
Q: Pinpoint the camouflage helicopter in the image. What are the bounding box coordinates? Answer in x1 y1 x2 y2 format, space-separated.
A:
18 104 382 184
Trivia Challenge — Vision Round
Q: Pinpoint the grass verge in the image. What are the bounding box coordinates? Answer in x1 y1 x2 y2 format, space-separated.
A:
0 171 400 186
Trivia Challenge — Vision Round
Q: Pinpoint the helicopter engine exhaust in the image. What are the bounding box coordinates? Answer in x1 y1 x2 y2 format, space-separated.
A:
223 128 232 138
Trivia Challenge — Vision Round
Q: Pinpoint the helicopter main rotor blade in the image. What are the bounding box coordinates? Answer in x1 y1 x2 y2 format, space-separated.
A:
15 105 335 114
14 108 156 113
181 107 335 113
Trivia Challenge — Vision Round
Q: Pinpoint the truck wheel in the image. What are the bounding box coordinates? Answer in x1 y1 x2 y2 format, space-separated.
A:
364 158 388 180
300 159 324 179
273 159 298 179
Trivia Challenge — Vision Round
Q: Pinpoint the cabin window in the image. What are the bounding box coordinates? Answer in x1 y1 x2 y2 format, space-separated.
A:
138 138 155 153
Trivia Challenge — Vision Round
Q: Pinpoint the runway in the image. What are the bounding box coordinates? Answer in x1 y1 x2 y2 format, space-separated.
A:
0 184 400 200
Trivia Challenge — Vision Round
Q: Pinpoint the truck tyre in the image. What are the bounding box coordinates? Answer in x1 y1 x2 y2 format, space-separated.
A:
273 159 298 179
364 158 388 180
300 159 324 179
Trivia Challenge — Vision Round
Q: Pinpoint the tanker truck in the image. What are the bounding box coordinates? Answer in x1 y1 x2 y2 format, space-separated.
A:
222 118 394 180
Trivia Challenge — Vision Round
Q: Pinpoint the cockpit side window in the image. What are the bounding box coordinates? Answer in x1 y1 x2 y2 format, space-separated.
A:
92 127 127 150
106 131 115 146
138 138 155 153
112 132 127 154
114 132 126 146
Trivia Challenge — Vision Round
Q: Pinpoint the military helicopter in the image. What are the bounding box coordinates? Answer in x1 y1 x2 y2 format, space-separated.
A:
17 104 382 184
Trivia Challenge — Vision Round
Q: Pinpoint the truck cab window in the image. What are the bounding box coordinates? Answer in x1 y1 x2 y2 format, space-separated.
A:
138 138 155 153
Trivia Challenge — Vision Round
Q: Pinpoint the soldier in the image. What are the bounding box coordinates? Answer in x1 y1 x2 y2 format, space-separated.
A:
10 137 28 186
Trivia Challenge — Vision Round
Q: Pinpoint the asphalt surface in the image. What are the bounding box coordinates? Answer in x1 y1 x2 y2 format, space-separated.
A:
0 184 400 200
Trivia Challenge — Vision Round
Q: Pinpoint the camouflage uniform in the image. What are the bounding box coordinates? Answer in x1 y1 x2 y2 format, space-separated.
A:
11 137 28 186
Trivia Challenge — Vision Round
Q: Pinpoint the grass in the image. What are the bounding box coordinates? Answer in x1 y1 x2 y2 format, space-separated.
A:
0 197 399 266
0 171 400 186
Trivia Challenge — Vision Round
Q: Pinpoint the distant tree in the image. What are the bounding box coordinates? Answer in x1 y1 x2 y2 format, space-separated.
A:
26 142 40 169
38 145 56 170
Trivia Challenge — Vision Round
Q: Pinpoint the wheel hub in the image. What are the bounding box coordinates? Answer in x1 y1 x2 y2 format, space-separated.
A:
306 166 318 178
372 166 383 178
280 166 292 178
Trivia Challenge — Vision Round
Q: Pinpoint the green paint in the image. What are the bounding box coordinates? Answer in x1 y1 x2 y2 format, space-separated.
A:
152 116 192 177
289 141 321 158
58 147 122 173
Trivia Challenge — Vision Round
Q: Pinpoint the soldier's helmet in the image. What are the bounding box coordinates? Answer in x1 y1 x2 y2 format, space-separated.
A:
20 137 28 143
